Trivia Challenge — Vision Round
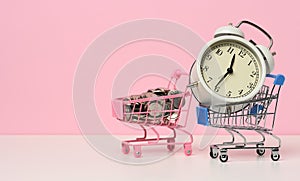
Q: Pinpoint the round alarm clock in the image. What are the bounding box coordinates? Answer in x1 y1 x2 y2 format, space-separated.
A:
190 20 275 112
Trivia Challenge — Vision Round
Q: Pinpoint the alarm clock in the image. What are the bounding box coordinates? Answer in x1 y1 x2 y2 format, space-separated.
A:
189 20 275 112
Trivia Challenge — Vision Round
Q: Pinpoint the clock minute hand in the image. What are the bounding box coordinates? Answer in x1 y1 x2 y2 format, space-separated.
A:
214 54 235 90
215 71 229 90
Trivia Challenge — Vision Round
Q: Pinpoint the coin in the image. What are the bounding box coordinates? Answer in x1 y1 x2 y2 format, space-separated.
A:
148 100 164 118
150 87 169 96
123 97 132 121
166 112 179 124
168 90 185 109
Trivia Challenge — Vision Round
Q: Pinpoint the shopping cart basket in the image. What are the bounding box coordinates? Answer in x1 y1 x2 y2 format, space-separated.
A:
196 74 285 162
112 70 193 158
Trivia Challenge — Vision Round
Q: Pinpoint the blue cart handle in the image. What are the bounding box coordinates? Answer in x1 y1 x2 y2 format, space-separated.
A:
266 74 285 86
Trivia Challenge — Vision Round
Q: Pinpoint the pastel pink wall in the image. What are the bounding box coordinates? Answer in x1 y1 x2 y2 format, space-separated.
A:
0 0 298 134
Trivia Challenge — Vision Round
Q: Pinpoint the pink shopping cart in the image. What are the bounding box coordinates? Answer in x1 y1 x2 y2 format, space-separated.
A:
112 70 193 158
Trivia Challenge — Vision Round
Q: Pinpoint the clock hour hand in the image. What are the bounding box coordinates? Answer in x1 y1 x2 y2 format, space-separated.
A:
229 54 235 71
214 54 235 90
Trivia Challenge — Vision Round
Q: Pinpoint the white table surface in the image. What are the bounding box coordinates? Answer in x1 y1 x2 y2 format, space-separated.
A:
1 135 299 181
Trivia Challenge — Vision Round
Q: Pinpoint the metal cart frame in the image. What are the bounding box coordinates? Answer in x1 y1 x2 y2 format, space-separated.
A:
112 70 193 158
196 74 285 162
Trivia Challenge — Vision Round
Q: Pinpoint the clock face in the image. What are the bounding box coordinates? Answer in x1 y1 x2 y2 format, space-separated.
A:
200 40 262 99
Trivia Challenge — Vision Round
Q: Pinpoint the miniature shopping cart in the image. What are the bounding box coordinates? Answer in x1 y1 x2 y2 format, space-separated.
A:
112 70 193 158
196 74 285 162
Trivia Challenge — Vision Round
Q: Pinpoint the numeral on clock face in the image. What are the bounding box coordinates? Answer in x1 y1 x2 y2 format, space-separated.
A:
215 86 220 92
207 76 213 83
238 49 247 58
226 91 232 97
238 89 244 95
250 70 257 77
247 82 254 89
227 47 234 54
216 48 223 56
206 54 212 60
201 65 209 72
248 60 253 66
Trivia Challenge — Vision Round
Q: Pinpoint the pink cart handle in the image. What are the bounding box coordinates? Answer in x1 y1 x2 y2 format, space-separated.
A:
168 69 188 89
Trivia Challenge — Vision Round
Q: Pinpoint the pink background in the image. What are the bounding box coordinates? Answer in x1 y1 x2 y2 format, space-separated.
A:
0 0 298 134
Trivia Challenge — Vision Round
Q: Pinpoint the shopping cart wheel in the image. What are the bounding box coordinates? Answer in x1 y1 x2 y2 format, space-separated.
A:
209 145 219 159
210 150 219 159
167 138 175 151
133 145 142 158
184 143 192 156
256 148 265 156
122 143 130 154
219 154 228 162
271 152 280 161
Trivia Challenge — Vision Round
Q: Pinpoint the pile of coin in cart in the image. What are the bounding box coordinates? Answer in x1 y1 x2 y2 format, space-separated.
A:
122 87 186 125
111 20 285 162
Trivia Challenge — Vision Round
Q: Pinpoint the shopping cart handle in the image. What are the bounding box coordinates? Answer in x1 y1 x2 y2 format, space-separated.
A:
266 74 285 86
171 69 188 79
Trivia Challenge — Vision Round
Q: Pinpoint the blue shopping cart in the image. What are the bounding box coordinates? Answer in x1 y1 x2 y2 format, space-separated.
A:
196 74 285 162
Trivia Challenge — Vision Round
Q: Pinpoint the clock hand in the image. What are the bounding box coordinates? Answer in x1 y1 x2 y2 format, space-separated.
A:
214 54 235 90
215 71 229 90
229 54 235 70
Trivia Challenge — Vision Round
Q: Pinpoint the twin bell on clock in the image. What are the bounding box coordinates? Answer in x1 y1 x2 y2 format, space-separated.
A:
189 20 275 113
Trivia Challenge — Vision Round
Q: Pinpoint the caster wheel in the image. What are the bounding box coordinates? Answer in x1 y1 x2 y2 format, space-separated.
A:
184 143 192 156
122 143 130 154
256 143 264 147
133 145 142 158
167 138 175 151
210 150 219 159
256 148 265 156
219 154 228 163
271 152 280 161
